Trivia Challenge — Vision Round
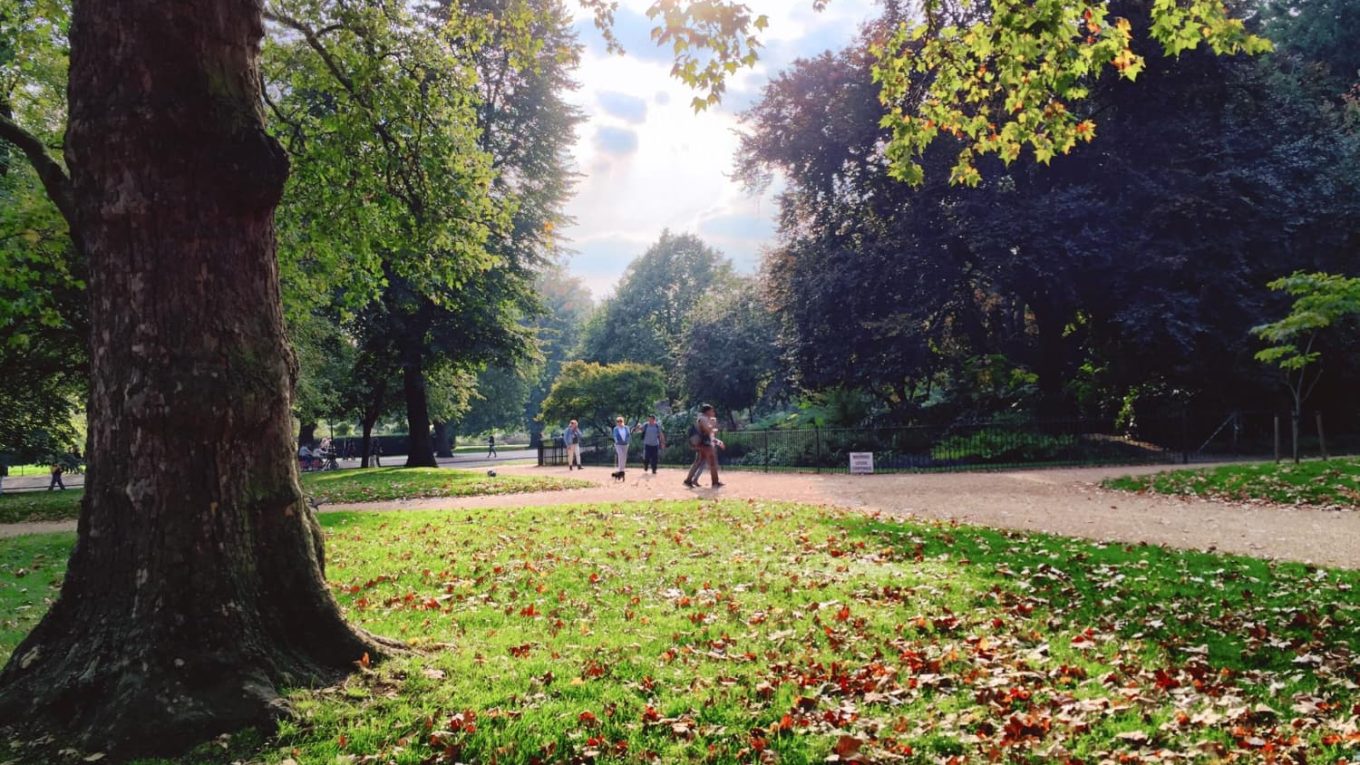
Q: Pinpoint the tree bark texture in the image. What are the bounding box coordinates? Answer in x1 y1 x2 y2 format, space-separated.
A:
299 422 317 448
0 0 380 756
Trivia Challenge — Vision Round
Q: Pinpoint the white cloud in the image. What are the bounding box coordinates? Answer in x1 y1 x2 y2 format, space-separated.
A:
561 0 878 298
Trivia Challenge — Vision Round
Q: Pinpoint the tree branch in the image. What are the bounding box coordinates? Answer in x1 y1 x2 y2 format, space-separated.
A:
0 111 76 227
265 7 425 219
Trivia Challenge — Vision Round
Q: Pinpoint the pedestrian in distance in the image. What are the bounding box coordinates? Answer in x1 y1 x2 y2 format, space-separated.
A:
297 442 316 472
48 461 66 491
563 419 583 470
486 433 498 458
611 416 630 480
684 405 724 488
635 415 666 474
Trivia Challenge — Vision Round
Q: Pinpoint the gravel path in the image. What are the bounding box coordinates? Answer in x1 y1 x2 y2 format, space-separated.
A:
5 463 1357 569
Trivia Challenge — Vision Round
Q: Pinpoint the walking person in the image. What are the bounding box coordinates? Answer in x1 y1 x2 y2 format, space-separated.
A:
48 460 66 491
635 415 666 474
486 433 498 458
563 419 583 470
611 416 631 479
684 405 724 488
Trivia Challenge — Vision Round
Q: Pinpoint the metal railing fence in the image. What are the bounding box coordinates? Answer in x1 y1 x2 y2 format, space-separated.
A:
539 409 1357 473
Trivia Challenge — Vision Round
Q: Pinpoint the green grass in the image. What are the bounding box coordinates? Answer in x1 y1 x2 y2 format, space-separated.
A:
0 532 74 657
0 468 589 524
1104 457 1360 509
3 463 59 476
6 500 1359 764
303 467 588 504
0 488 83 524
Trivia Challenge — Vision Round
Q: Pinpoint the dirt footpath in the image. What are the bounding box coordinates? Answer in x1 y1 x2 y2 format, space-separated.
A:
6 463 1357 569
323 463 1360 570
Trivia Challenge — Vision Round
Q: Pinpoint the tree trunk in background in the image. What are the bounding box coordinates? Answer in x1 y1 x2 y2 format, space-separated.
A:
1032 303 1070 419
0 0 381 756
360 378 387 469
401 344 437 467
298 422 317 447
361 418 375 469
432 421 454 458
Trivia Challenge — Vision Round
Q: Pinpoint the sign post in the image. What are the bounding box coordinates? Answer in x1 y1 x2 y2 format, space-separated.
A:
849 452 874 475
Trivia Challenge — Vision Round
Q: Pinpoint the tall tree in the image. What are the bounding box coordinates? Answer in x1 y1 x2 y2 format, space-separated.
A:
676 277 782 422
0 0 84 463
743 1 1360 422
523 264 593 445
578 230 735 384
0 0 382 755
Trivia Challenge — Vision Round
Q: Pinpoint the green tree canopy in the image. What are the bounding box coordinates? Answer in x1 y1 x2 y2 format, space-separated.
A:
578 230 735 379
676 277 781 420
523 264 594 442
1253 272 1360 417
538 360 666 438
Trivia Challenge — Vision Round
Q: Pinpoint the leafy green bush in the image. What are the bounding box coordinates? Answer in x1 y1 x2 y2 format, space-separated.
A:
931 429 1078 464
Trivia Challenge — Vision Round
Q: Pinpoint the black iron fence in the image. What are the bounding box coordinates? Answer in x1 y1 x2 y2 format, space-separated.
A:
540 409 1358 473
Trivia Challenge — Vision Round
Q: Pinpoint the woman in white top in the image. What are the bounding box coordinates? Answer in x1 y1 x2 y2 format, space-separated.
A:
611 416 631 473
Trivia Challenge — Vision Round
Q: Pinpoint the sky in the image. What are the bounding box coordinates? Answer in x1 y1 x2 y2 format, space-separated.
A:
561 0 879 299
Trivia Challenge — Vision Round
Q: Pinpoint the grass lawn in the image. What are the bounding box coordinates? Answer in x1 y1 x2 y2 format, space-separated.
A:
0 468 589 524
0 532 72 657
5 500 1358 764
1104 457 1360 509
302 467 588 504
0 489 83 524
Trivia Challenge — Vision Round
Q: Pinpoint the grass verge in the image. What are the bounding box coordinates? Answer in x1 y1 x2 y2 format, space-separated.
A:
303 467 588 504
0 468 589 524
0 532 74 657
1104 457 1360 509
4 499 1358 764
0 489 83 524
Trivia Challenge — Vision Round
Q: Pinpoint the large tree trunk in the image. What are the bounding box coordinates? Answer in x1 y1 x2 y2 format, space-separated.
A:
401 344 438 467
298 422 317 447
0 0 382 757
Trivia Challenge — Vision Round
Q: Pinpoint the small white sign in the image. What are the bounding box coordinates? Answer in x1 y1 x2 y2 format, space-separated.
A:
849 452 874 475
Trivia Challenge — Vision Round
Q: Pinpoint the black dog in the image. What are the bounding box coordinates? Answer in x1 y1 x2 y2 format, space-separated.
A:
611 470 625 482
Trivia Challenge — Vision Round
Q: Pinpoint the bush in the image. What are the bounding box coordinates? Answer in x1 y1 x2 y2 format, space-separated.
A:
930 429 1078 464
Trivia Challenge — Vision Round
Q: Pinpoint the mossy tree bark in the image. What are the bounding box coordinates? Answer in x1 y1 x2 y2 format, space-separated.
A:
0 0 383 757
